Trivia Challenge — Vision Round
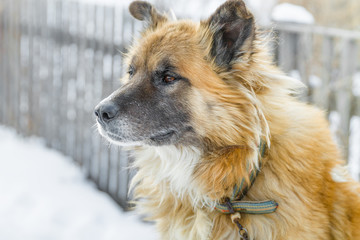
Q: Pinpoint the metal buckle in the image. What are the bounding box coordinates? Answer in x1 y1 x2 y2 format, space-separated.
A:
224 198 249 240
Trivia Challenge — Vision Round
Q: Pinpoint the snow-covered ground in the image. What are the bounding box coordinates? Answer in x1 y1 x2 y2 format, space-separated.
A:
0 126 158 240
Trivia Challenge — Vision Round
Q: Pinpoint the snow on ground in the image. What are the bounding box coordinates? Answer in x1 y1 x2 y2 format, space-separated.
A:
0 126 158 240
353 72 360 97
272 3 315 24
327 112 360 181
349 117 360 181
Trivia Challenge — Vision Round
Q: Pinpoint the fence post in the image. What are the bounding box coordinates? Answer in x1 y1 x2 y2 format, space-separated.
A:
277 30 297 73
336 39 357 161
319 36 335 114
0 1 6 124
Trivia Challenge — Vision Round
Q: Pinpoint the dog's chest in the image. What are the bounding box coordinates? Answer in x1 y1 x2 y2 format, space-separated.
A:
133 147 285 240
154 146 200 195
134 145 214 206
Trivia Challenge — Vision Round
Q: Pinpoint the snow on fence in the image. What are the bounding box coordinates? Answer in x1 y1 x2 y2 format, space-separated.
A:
0 0 360 209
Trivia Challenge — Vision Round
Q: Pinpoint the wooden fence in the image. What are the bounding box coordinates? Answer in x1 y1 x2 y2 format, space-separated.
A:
0 0 143 209
1 0 359 209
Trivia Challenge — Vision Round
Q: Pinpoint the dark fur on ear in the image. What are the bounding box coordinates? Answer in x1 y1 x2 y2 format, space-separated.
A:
206 0 255 67
129 1 167 29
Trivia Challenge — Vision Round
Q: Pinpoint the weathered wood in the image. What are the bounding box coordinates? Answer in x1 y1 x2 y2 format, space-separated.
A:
104 6 116 193
80 2 95 178
277 31 297 73
4 0 11 127
26 0 35 136
5 0 12 127
75 0 86 167
296 31 313 101
45 0 56 147
38 0 48 140
0 1 5 123
356 96 360 117
12 0 21 132
275 23 360 40
319 36 335 112
89 4 101 185
336 39 358 160
97 5 110 192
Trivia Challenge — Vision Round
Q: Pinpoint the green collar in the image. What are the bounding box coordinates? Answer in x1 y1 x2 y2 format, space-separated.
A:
214 140 278 214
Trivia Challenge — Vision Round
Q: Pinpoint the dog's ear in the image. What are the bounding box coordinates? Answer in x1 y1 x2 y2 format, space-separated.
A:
129 1 167 30
204 0 255 67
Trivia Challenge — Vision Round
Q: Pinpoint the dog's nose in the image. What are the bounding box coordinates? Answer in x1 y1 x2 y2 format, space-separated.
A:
94 102 119 123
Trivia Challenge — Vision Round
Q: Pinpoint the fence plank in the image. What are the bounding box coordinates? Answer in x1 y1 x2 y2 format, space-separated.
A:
104 5 116 193
277 31 297 73
4 0 12 127
0 1 4 123
319 36 335 112
75 1 87 168
336 39 358 160
0 0 8 124
89 4 100 184
296 31 313 101
13 0 21 132
275 23 360 40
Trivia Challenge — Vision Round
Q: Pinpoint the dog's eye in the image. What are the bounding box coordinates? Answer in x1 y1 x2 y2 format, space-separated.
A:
163 75 176 83
128 66 135 77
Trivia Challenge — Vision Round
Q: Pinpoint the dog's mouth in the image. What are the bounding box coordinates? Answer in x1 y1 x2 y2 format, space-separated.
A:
150 130 176 142
98 123 178 146
106 131 125 142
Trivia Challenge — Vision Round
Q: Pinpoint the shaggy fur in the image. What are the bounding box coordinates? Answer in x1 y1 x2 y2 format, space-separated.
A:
95 1 360 239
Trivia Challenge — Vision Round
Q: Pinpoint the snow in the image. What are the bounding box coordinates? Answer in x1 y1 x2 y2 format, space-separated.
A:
329 112 360 181
245 0 278 26
308 75 322 88
272 3 315 24
73 0 219 21
289 69 301 82
349 117 360 181
75 0 132 7
0 126 158 240
329 111 342 147
153 0 221 21
353 72 360 97
75 0 277 25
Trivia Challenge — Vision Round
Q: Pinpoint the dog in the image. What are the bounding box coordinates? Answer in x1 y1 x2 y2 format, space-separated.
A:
94 0 360 239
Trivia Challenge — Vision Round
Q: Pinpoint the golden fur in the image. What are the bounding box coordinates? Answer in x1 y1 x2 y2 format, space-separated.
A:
119 1 360 239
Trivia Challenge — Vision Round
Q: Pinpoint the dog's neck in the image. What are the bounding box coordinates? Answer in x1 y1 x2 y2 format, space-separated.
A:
131 143 262 209
131 145 214 207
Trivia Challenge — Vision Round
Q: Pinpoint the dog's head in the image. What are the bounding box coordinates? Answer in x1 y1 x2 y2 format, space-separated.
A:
95 0 267 148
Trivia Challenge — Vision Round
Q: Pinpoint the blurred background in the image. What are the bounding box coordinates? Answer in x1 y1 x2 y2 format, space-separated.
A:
0 0 359 239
